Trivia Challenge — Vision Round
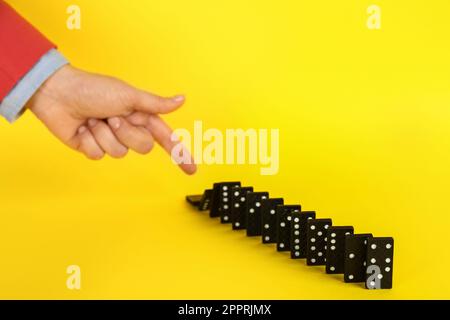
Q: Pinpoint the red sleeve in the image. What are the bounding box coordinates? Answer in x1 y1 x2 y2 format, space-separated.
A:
0 1 55 101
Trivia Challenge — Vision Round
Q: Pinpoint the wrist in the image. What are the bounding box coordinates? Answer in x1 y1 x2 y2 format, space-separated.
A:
27 64 78 115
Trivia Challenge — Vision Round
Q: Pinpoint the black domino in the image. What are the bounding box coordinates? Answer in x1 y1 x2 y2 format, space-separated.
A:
261 198 284 244
306 218 332 265
210 182 241 218
221 185 250 224
276 205 301 252
365 237 394 289
290 211 316 259
230 186 254 229
186 194 202 207
325 226 354 273
185 189 212 211
198 189 213 211
186 182 395 290
246 192 269 236
344 233 373 283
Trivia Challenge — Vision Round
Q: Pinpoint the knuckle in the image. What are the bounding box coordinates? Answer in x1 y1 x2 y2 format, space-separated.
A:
137 140 154 154
110 147 128 159
86 151 104 161
78 141 105 161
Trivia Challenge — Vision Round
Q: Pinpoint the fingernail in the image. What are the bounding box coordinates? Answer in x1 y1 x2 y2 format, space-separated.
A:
108 117 121 130
78 126 87 134
88 118 98 127
172 95 185 102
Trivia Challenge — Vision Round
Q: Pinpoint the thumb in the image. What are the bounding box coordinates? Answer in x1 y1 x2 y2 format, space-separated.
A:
132 89 186 114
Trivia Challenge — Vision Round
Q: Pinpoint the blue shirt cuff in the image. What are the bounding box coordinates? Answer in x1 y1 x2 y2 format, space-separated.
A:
0 49 69 123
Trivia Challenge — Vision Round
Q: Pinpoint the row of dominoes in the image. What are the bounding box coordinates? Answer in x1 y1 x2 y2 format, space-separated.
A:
186 181 394 289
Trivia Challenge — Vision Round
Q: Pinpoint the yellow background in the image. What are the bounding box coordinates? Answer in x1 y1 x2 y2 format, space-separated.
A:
1 0 449 299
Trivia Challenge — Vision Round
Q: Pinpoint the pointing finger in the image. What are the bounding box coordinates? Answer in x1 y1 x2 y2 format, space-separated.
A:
147 115 197 175
126 112 197 175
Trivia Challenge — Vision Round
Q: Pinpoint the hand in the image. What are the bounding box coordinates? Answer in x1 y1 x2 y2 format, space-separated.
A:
27 65 196 175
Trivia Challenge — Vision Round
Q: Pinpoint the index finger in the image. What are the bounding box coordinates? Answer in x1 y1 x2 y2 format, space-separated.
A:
126 112 197 175
148 115 197 175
